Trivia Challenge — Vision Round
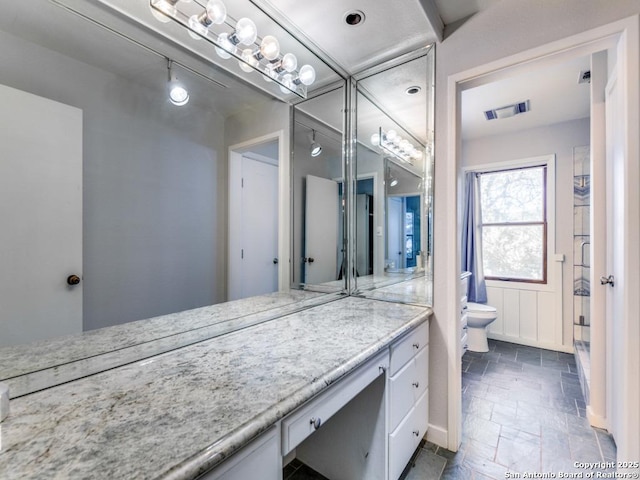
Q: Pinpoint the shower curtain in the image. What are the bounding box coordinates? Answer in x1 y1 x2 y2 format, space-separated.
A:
462 172 487 303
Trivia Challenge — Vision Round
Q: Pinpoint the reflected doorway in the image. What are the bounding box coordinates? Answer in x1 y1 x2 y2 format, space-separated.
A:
228 138 280 300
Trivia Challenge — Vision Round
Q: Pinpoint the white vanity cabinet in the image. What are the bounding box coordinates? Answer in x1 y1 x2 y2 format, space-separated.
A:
388 321 429 480
181 320 430 480
460 272 471 357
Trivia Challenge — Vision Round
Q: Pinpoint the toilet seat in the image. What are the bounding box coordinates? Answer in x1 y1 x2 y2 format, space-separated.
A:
467 302 497 319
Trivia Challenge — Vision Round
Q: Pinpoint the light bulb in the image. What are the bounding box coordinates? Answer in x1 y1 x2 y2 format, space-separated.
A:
387 129 398 143
215 33 233 59
297 65 316 86
281 53 297 73
150 0 175 22
169 84 189 106
370 133 380 145
389 177 399 187
239 48 257 73
399 139 411 152
263 65 276 82
279 73 294 94
259 35 280 61
205 0 227 24
311 142 322 157
188 15 208 39
235 18 257 46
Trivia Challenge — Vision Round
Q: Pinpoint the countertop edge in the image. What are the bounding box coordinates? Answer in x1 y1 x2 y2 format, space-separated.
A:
158 308 432 480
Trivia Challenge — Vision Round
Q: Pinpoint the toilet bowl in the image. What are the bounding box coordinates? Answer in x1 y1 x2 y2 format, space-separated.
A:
466 302 498 353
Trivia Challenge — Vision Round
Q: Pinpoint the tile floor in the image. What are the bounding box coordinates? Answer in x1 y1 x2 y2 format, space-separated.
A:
284 339 617 480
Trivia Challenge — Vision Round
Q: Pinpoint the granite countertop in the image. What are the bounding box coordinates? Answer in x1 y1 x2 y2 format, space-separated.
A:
361 276 433 306
1 290 331 397
0 296 430 480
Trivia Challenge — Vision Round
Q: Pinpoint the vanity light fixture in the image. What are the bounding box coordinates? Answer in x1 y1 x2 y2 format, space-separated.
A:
150 0 316 98
371 127 423 164
310 130 322 157
167 59 189 106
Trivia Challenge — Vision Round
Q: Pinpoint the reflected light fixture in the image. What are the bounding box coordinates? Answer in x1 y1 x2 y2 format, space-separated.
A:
371 127 423 164
310 130 322 157
150 0 316 98
389 176 399 187
167 59 189 106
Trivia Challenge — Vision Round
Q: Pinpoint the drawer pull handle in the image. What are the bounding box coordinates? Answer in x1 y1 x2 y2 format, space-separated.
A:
413 430 420 437
413 343 420 349
412 382 419 388
379 365 387 374
310 417 322 430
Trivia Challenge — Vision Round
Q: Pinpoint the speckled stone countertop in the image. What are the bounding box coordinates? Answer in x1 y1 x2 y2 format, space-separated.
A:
0 296 430 480
1 290 330 397
360 276 433 306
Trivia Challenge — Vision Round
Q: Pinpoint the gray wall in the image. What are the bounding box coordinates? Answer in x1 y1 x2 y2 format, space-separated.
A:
0 30 226 330
432 0 640 446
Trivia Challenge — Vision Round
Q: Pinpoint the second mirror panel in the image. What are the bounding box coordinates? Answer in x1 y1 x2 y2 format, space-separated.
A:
354 49 434 304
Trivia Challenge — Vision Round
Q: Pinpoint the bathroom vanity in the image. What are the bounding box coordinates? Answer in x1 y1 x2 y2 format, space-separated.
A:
0 294 431 480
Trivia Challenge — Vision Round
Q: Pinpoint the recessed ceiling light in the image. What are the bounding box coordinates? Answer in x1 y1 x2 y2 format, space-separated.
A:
344 10 365 26
405 86 422 95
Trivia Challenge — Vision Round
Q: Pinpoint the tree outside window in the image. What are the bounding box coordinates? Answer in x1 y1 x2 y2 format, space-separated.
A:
479 166 547 283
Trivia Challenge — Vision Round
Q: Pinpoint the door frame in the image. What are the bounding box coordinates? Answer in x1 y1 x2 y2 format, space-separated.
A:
228 130 288 299
446 16 639 455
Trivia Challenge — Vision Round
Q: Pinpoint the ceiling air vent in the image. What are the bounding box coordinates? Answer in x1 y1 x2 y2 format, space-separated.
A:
484 100 530 121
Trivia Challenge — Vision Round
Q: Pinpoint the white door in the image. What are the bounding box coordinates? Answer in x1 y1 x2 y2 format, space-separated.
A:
304 175 339 284
239 156 278 299
604 68 624 441
0 84 82 347
387 197 403 270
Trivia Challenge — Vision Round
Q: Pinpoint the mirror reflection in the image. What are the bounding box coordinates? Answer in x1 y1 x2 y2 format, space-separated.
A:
0 0 342 383
0 0 434 392
354 49 434 300
291 86 347 292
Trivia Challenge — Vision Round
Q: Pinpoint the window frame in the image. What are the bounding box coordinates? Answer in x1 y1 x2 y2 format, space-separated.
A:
464 154 555 289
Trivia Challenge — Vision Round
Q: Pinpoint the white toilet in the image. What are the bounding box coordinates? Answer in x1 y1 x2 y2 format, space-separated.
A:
466 302 498 353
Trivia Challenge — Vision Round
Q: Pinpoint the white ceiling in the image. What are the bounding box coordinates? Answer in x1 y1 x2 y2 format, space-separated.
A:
461 54 591 140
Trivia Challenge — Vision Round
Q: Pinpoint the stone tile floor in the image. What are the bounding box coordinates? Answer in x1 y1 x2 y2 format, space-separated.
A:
285 339 617 480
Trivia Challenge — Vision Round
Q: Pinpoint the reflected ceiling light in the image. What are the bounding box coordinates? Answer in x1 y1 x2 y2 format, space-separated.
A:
259 35 280 61
371 127 423 164
187 0 227 39
167 59 189 106
310 130 322 157
150 0 316 98
389 177 399 187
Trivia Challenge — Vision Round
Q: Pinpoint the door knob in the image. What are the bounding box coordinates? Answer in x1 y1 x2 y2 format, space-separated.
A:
273 258 278 265
67 275 81 286
303 257 315 263
600 275 615 287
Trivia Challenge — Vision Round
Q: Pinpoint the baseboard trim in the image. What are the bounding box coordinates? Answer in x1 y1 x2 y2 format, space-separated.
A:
586 406 608 430
426 424 449 450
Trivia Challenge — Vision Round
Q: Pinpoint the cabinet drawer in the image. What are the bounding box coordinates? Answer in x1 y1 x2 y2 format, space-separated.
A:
389 389 429 480
282 349 389 455
413 346 428 400
390 321 428 374
389 358 416 431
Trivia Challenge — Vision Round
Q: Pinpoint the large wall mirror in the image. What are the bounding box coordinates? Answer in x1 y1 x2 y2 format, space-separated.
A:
353 49 434 303
0 0 433 393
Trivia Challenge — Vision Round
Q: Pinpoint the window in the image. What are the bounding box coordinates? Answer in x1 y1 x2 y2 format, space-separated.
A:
479 165 547 283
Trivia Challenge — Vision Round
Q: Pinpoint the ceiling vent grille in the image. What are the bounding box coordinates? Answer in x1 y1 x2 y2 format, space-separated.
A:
484 100 530 120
